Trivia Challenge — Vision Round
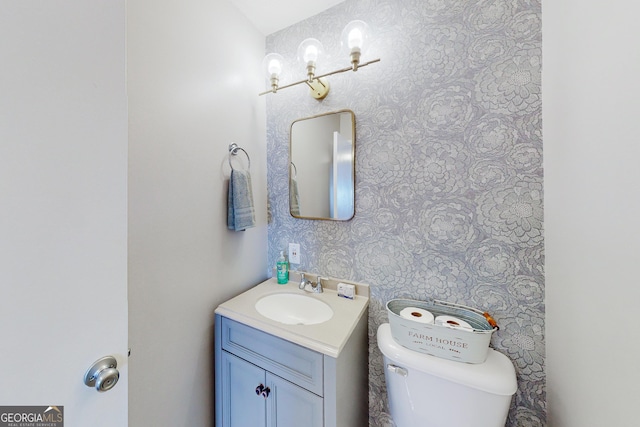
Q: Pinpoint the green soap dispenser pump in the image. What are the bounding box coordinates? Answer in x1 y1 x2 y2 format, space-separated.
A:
276 251 289 284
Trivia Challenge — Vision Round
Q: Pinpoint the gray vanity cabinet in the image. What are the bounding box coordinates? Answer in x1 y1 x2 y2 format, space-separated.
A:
214 314 368 427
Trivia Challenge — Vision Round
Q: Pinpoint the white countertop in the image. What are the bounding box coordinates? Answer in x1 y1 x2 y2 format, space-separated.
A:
215 277 369 358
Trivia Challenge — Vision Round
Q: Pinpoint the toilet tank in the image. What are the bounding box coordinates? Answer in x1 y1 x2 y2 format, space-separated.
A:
377 323 517 427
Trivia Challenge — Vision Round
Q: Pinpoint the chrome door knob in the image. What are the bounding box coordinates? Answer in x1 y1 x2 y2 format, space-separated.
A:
84 356 120 392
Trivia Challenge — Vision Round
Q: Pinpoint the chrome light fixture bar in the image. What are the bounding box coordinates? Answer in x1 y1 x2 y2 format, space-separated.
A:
259 20 380 100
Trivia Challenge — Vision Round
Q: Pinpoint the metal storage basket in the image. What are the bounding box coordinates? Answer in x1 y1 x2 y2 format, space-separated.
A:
386 298 499 364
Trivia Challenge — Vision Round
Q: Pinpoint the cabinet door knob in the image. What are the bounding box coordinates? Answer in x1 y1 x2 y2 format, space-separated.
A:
255 384 265 395
260 386 271 399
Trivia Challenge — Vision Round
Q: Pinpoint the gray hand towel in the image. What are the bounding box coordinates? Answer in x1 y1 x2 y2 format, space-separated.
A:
227 169 256 231
289 176 301 217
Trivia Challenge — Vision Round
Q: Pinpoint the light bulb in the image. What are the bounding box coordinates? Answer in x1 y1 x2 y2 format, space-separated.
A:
348 28 363 50
303 45 319 64
268 58 282 76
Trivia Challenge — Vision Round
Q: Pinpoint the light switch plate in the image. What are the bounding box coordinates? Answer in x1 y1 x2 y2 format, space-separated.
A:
288 243 301 264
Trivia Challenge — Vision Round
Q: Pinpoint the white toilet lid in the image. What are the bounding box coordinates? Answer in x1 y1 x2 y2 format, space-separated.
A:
377 323 517 396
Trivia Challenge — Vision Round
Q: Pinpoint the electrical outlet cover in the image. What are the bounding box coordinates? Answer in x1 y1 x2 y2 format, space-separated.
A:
288 243 301 264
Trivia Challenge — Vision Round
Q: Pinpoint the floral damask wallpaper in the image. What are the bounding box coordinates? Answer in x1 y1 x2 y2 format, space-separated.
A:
265 0 544 425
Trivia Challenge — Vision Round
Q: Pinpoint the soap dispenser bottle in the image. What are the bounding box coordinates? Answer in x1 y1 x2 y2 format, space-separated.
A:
276 251 289 284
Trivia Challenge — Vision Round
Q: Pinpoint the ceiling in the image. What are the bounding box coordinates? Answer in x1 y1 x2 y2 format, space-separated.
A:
229 0 345 35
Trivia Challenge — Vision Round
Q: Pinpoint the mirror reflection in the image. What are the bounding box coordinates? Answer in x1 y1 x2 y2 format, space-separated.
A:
290 110 355 221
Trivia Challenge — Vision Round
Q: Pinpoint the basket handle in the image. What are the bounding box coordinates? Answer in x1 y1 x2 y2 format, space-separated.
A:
483 312 499 330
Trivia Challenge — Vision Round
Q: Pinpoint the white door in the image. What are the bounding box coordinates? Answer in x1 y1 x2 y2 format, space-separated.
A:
0 1 128 426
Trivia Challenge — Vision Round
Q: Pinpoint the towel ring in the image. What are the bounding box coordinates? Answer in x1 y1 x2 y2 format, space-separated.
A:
290 162 297 178
228 143 251 171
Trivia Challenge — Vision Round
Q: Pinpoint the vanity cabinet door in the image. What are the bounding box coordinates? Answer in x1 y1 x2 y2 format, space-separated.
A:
267 373 323 427
221 351 267 427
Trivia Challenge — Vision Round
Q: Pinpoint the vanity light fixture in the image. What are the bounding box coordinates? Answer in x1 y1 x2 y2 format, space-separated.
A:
259 20 380 100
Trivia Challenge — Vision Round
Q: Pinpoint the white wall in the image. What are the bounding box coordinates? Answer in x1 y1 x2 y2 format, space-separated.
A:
127 0 268 425
544 1 640 425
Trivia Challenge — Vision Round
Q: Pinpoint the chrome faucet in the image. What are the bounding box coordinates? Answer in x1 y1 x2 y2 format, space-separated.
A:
299 273 312 291
299 273 324 293
313 276 324 293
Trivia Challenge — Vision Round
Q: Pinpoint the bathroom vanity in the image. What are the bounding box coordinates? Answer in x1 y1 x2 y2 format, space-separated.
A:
214 276 369 427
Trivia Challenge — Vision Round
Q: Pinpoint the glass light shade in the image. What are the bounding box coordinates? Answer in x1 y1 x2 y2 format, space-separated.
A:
262 53 284 79
341 20 370 55
297 38 324 66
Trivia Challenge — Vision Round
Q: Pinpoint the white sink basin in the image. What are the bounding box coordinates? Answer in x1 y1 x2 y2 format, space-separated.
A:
255 293 334 325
